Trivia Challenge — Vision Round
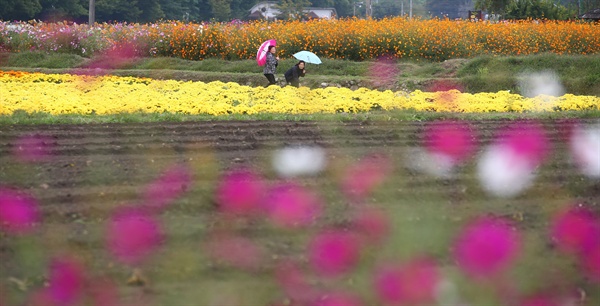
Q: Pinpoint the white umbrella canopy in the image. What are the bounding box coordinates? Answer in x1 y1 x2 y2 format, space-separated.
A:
293 51 322 64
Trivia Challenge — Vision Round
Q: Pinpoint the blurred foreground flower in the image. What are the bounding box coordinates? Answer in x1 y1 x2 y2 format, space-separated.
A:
408 121 475 178
569 124 600 179
106 207 164 265
0 187 40 234
308 230 361 278
142 163 193 212
47 257 86 306
341 154 392 201
477 122 549 197
519 70 565 98
264 182 322 228
453 216 521 279
12 134 53 163
373 258 441 306
272 145 327 178
215 168 267 217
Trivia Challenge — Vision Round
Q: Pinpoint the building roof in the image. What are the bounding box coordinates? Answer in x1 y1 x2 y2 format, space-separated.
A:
579 8 600 20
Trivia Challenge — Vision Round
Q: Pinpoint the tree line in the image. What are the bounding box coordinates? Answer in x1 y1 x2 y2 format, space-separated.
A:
0 0 597 22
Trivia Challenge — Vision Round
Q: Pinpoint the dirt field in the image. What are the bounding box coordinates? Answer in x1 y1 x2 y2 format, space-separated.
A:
1 119 599 305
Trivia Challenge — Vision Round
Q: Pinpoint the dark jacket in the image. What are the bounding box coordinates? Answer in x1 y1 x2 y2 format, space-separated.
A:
263 52 278 74
284 65 306 83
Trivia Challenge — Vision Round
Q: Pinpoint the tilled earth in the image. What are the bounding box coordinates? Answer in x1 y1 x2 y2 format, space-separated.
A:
1 119 599 305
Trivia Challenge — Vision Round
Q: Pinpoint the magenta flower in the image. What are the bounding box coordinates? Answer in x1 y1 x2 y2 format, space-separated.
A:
205 233 263 271
0 187 40 235
373 258 440 305
351 206 391 246
426 80 465 106
368 55 400 88
47 257 86 306
264 183 322 228
215 168 266 217
423 121 475 164
308 230 361 278
341 154 392 200
12 134 53 163
453 216 521 279
313 291 363 306
105 207 163 265
497 122 550 166
550 205 599 254
142 163 192 212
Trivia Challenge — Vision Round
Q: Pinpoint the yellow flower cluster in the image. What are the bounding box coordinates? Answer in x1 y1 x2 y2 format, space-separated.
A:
1 71 598 115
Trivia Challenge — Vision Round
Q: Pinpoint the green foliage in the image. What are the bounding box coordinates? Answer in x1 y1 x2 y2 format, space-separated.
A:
95 0 142 21
209 0 232 21
0 0 43 20
504 0 575 19
373 0 403 18
38 0 88 21
277 0 313 20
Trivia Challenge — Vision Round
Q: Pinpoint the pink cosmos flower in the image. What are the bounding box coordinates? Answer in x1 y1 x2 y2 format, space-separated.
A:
0 187 40 234
105 207 163 265
426 80 465 108
215 168 266 217
142 163 192 212
374 258 440 305
47 257 86 306
264 183 322 228
12 134 53 163
453 216 521 279
496 122 549 166
423 121 475 164
368 55 400 88
341 154 392 200
308 230 361 278
477 122 549 197
550 205 599 255
205 233 263 271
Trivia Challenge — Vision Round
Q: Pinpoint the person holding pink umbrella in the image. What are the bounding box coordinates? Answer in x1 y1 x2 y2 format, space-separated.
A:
263 45 279 86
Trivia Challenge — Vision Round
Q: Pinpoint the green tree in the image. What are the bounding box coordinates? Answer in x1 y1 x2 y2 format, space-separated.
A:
504 0 574 19
333 0 353 17
0 0 43 20
197 0 213 20
230 0 257 19
209 0 231 21
96 0 142 22
37 0 88 21
137 0 165 22
276 0 311 20
473 0 510 13
159 0 186 20
373 0 402 18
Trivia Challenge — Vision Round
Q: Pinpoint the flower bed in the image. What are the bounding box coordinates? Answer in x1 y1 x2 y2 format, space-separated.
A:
1 71 598 116
1 18 599 61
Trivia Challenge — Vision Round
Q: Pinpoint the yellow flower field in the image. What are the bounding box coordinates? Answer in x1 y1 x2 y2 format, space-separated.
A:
1 71 598 115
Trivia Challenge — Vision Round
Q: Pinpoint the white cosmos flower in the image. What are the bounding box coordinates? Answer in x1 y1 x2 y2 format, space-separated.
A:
570 125 600 179
272 146 326 178
477 144 536 198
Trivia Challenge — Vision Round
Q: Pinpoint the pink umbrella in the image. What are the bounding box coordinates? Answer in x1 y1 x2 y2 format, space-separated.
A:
257 39 276 66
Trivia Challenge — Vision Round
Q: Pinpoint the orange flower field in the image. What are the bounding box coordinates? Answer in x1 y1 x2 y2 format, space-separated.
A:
2 18 599 61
